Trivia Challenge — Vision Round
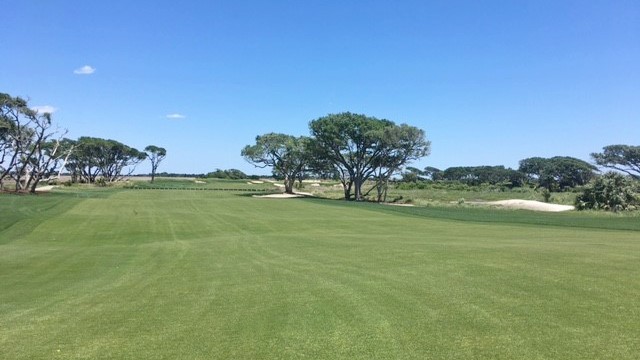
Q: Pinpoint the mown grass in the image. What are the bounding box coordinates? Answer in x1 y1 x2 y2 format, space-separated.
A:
126 177 277 191
1 188 639 359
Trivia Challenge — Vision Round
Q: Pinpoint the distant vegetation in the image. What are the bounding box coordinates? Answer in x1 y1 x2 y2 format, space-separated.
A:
3 91 638 211
1 92 166 191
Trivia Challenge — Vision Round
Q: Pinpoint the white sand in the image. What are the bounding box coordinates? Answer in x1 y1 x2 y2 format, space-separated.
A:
35 185 56 192
253 191 314 199
487 199 574 212
194 180 206 184
254 193 304 198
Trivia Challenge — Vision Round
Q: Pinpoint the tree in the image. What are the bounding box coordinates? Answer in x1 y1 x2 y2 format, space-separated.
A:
309 112 429 201
0 92 66 192
241 133 309 194
441 166 524 187
423 166 443 181
66 137 146 183
575 172 639 211
518 156 597 191
370 124 430 202
591 145 640 180
206 168 247 179
144 145 166 183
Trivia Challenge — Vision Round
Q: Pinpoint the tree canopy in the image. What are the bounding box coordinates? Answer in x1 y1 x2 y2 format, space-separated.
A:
66 137 146 183
1 92 66 192
241 133 309 194
144 145 167 183
309 112 430 201
441 166 524 187
518 156 597 191
591 145 640 179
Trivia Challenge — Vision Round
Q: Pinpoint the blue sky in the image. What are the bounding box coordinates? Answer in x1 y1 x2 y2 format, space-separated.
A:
2 1 638 175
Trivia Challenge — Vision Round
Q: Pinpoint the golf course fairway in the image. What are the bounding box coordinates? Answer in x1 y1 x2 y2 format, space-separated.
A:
1 188 638 359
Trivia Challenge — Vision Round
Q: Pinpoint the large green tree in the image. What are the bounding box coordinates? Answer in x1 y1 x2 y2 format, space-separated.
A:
309 112 430 201
518 156 597 191
144 145 167 183
591 145 640 180
241 133 309 194
66 137 146 183
371 124 431 201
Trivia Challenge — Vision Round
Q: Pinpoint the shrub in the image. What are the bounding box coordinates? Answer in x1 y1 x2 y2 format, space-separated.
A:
575 172 639 212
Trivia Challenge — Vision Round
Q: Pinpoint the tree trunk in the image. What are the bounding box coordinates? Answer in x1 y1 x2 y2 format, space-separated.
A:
284 175 294 194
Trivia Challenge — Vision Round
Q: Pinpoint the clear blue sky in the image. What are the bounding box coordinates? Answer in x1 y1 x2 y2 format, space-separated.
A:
2 1 638 175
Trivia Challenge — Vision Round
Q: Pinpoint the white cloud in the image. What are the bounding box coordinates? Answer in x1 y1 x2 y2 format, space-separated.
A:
73 65 96 75
166 113 186 119
31 105 57 114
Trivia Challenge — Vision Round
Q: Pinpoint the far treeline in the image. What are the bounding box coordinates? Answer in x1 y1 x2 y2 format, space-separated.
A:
0 92 167 192
243 112 640 211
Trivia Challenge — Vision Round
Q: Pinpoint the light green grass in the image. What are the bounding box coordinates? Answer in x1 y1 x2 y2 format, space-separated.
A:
1 189 639 359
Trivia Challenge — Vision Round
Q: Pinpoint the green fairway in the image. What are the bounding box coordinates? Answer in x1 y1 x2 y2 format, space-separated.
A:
1 188 639 359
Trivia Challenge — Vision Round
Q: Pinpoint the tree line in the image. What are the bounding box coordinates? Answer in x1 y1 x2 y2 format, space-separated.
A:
1 92 167 192
242 111 639 210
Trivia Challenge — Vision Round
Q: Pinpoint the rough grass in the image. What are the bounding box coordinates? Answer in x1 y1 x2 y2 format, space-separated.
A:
1 188 639 359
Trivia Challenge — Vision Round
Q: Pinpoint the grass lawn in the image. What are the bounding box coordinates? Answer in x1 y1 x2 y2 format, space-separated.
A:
1 187 639 359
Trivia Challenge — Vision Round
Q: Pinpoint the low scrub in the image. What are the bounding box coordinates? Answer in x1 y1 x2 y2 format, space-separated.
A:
575 172 639 211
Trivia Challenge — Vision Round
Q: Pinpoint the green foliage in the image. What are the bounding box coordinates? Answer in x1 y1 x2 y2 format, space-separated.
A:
66 137 146 183
575 172 639 211
241 133 309 194
144 145 167 183
441 165 524 187
206 168 248 179
309 112 430 201
1 92 64 192
591 144 640 179
519 156 597 191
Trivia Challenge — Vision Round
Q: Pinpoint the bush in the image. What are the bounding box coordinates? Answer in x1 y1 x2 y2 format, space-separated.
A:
575 172 638 212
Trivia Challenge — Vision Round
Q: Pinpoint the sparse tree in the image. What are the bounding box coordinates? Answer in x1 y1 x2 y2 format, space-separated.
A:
144 145 166 183
0 92 66 192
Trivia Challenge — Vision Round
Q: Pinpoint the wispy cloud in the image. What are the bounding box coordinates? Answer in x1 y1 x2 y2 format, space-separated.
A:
73 65 96 75
31 105 57 114
166 113 186 119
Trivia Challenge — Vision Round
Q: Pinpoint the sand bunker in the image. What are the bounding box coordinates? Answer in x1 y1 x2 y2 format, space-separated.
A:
35 185 56 192
486 199 574 212
253 191 314 199
254 193 305 198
